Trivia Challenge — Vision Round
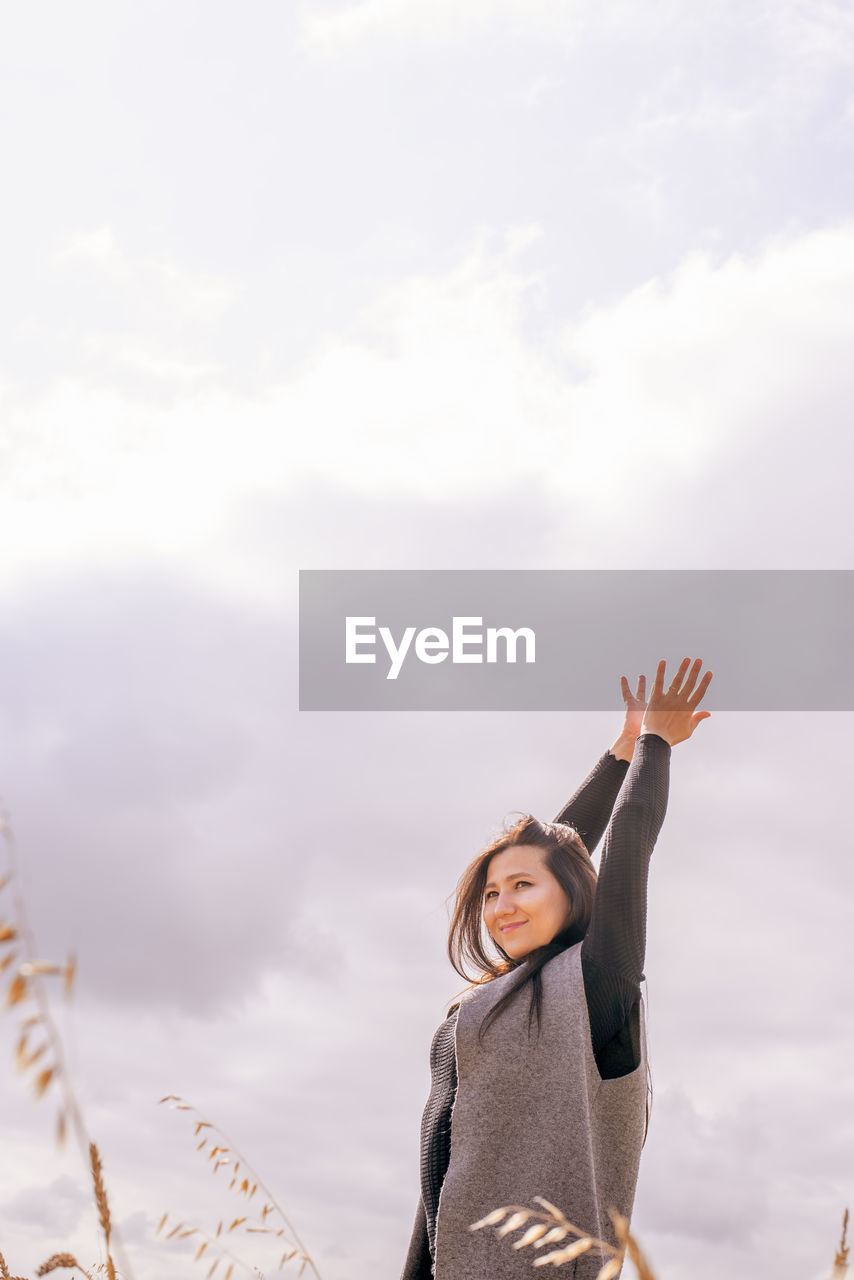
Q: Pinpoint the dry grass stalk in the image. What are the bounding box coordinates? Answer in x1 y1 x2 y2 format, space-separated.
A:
0 1252 29 1280
157 1208 313 1278
831 1208 850 1279
35 1254 93 1278
156 1215 253 1279
0 817 79 1126
158 1096 322 1279
478 1199 850 1280
609 1210 656 1280
471 1197 651 1277
89 1144 117 1280
0 813 134 1280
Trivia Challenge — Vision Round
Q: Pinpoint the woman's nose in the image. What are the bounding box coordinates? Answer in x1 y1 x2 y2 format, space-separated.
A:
494 892 514 916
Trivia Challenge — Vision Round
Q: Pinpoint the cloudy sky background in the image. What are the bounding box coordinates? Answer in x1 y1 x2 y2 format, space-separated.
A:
1 1 853 1277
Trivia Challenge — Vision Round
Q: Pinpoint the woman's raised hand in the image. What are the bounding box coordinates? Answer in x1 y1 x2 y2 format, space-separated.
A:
620 674 647 739
609 674 648 762
640 658 713 747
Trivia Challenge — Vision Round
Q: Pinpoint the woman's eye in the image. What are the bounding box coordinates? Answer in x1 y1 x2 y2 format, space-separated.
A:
515 880 531 889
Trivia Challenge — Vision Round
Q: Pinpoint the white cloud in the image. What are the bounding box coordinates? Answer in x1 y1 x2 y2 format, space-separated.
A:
297 0 591 53
0 1173 88 1235
0 226 562 593
3 219 854 596
296 0 854 86
51 226 236 327
548 223 854 510
775 0 854 71
295 0 854 208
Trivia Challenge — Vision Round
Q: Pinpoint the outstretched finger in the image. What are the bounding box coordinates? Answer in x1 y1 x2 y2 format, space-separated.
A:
681 658 704 699
620 676 632 704
668 657 691 694
651 660 666 699
635 674 646 703
687 669 713 707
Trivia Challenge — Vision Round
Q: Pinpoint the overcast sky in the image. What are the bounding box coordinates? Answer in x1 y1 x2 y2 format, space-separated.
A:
1 3 853 1279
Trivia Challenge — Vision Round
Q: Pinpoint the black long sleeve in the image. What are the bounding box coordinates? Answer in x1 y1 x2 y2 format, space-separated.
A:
552 738 670 1068
552 750 630 853
580 733 670 1071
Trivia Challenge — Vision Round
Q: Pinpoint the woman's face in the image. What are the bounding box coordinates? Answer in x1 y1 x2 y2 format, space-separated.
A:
483 844 572 960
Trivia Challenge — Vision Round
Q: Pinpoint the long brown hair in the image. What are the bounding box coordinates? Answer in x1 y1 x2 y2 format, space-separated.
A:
447 814 596 1038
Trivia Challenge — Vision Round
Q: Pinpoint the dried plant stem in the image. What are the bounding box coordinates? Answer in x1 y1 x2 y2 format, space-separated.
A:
1 1250 33 1280
471 1200 623 1257
1 812 134 1280
832 1208 850 1278
36 1253 94 1278
470 1199 651 1277
89 1144 117 1280
157 1214 278 1278
162 1098 323 1280
609 1210 656 1280
2 816 85 1146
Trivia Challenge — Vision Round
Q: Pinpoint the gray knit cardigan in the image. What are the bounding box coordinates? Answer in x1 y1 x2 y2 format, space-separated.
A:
416 941 647 1280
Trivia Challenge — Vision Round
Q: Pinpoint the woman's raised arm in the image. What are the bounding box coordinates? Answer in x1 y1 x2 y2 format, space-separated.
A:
581 659 712 1065
552 675 647 852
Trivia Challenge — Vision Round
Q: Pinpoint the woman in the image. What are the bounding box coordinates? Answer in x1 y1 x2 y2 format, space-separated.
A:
401 658 713 1280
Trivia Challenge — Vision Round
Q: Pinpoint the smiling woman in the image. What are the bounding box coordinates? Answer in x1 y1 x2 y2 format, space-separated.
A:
401 658 713 1280
474 823 595 960
483 842 581 957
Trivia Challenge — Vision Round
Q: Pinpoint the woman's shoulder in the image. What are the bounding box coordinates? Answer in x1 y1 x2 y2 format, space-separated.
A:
530 939 584 993
453 944 585 1029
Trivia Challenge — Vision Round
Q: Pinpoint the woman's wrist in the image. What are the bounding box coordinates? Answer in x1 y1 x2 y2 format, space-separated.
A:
639 726 673 747
609 731 638 763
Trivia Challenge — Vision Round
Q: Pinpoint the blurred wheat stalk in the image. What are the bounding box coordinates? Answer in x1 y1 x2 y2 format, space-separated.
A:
0 809 321 1280
473 1200 851 1279
156 1094 323 1279
0 807 128 1280
470 1198 654 1278
831 1209 850 1279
